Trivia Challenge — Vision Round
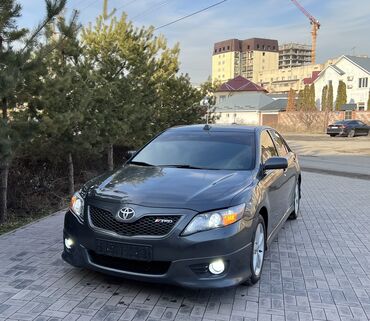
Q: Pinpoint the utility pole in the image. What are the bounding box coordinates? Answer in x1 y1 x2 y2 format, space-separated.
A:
103 0 116 20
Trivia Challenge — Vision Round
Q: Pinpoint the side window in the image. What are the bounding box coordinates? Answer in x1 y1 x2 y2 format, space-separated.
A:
260 131 278 163
269 130 288 156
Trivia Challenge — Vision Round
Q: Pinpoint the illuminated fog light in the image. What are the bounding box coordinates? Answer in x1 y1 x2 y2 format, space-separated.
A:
209 259 225 275
64 238 74 250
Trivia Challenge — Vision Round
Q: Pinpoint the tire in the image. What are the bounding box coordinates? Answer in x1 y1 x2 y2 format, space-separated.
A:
348 129 355 138
289 181 300 220
242 215 266 286
329 134 337 137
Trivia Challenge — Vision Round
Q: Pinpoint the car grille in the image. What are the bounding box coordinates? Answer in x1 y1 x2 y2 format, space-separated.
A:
89 205 181 236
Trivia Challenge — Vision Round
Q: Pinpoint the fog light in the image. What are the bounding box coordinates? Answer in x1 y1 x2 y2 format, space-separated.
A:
209 259 225 275
64 238 74 249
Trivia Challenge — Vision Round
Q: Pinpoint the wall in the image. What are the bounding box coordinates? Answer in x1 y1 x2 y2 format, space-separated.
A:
212 51 236 83
216 111 260 125
277 111 370 132
251 51 279 83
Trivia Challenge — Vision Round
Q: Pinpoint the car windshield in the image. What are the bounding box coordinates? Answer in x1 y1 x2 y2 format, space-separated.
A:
333 121 347 125
130 130 256 170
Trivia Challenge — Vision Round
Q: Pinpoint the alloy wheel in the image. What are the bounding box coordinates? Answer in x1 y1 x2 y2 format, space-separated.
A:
252 223 265 277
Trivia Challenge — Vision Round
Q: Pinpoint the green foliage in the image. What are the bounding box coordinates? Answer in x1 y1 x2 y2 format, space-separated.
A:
286 88 296 112
335 80 347 111
327 82 334 111
321 85 328 111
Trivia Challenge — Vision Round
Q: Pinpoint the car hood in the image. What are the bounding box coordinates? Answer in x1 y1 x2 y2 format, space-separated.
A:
86 165 255 212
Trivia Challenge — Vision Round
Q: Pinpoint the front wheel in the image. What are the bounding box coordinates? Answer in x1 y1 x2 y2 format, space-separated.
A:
329 134 337 137
348 129 355 138
289 181 300 220
242 216 266 285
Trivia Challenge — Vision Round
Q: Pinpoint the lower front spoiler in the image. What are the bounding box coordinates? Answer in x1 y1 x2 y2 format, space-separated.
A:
62 234 253 289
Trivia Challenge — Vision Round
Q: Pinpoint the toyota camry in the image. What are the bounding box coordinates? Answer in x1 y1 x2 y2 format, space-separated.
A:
62 124 301 288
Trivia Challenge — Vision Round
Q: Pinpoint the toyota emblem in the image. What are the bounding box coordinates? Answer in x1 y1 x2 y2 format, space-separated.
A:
117 207 135 221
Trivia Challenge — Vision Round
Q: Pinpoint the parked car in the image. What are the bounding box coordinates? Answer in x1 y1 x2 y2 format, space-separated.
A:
62 125 301 288
327 119 370 137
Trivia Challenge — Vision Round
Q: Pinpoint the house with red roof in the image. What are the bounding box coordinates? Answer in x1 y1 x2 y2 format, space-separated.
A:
214 76 287 127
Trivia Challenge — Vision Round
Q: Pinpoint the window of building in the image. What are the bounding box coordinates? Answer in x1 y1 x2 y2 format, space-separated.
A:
358 102 365 111
273 46 276 50
219 95 226 103
257 44 260 49
344 111 352 119
359 77 368 88
218 48 221 52
262 52 265 56
247 45 250 50
262 45 265 50
227 46 230 50
214 49 217 53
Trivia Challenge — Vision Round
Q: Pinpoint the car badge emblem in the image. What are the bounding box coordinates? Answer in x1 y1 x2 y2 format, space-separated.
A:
117 207 135 221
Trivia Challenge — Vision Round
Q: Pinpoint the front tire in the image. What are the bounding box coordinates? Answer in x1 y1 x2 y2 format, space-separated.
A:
242 215 266 285
329 134 337 137
289 181 300 220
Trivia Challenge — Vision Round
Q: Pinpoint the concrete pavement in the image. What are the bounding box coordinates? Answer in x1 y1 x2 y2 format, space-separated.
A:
1 172 370 320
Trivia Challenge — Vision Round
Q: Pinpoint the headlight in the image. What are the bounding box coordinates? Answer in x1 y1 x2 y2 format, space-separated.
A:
182 204 250 236
69 191 84 220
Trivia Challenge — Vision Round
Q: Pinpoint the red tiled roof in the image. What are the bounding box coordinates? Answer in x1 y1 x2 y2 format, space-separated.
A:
303 71 321 85
217 76 267 92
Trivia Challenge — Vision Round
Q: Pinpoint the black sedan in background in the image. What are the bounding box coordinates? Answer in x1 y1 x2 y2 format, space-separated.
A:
62 125 301 288
327 119 370 137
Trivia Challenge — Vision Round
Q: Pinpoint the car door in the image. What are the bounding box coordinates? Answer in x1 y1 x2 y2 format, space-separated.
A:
259 130 286 234
269 130 297 215
356 121 369 135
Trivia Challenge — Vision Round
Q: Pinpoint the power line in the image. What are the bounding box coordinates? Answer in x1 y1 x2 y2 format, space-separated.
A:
131 0 172 20
154 0 227 30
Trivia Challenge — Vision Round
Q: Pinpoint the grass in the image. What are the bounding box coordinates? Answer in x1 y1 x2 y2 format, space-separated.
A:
0 210 56 235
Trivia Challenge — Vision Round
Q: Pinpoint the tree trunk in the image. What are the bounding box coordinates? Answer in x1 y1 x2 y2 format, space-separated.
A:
0 161 9 224
107 144 114 171
2 97 8 120
67 153 74 196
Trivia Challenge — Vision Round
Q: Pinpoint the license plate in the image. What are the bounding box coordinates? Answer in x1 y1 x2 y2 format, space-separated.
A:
331 126 338 129
96 239 152 261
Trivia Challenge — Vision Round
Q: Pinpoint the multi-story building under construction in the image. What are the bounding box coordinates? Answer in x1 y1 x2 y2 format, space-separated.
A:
279 43 312 69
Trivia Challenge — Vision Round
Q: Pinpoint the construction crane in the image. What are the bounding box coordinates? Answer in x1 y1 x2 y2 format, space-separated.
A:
290 0 321 64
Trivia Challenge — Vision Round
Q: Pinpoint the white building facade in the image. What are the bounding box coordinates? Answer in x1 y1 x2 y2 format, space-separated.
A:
314 55 370 111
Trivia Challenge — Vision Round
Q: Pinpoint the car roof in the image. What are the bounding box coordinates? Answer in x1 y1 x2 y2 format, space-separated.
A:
167 124 272 133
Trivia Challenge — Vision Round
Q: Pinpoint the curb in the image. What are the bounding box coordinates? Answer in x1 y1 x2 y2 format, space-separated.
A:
0 208 66 239
301 167 370 180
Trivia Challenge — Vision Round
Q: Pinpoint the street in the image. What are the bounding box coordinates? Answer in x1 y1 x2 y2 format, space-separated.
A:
1 172 370 321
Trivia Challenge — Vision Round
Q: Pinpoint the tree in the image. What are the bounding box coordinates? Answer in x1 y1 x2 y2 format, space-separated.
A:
297 90 304 111
37 12 100 196
0 0 66 223
286 88 296 112
321 85 328 111
309 84 316 110
327 82 334 111
335 80 347 110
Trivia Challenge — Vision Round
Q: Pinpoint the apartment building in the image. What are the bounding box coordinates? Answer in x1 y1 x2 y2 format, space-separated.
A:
212 38 279 83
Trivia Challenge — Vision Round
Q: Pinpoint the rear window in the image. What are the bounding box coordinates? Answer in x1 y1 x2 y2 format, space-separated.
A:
132 130 256 170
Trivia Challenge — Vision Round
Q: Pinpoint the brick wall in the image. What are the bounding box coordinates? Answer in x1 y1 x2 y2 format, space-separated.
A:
277 111 370 133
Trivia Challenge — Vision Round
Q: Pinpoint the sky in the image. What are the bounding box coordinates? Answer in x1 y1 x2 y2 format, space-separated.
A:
16 0 370 85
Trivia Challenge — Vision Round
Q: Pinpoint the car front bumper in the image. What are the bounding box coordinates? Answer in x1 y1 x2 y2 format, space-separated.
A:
62 210 255 288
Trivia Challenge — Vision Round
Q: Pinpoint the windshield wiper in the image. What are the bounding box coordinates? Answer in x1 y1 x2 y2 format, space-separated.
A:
129 161 154 167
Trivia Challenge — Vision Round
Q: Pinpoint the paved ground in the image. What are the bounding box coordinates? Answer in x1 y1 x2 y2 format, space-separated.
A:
285 134 370 177
1 172 370 321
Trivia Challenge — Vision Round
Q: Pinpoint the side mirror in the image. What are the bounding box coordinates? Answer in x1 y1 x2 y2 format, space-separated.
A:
264 157 288 170
125 150 137 159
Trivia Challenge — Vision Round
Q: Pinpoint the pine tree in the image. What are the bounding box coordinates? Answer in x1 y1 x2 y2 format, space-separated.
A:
286 88 296 112
321 85 328 111
0 0 66 223
309 84 316 110
297 90 304 111
335 80 347 110
327 82 334 111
